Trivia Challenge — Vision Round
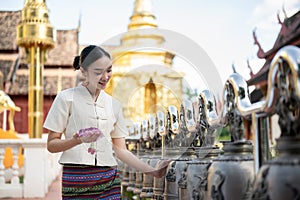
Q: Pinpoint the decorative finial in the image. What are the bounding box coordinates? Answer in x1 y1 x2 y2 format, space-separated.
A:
17 0 54 49
282 4 288 19
252 28 266 59
277 10 288 37
231 63 237 73
247 59 254 77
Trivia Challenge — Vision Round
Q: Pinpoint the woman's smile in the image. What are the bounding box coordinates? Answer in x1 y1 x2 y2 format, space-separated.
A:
98 80 108 87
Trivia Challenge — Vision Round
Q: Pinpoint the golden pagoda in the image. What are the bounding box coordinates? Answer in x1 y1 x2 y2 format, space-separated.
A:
106 0 184 124
17 0 54 138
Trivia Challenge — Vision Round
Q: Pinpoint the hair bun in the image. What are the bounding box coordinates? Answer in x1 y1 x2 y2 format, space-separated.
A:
73 56 80 70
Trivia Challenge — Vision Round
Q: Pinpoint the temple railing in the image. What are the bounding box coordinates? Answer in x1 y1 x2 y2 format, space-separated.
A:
0 136 62 198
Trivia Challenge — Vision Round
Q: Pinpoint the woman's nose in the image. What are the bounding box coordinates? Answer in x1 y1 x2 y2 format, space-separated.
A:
101 73 109 80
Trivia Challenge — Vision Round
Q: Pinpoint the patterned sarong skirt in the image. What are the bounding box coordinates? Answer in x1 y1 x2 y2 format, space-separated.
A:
62 164 121 199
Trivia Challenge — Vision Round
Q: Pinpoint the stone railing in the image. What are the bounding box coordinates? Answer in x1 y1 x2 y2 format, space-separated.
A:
0 136 62 198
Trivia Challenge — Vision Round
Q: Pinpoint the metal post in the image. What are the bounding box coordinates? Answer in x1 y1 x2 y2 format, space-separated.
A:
28 46 45 138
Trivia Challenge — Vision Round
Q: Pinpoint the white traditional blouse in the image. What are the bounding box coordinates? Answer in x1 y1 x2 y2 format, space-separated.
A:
43 84 128 166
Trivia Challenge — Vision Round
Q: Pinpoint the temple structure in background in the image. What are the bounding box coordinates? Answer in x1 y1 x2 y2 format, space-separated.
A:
0 0 184 133
244 9 300 147
248 10 300 103
107 0 183 124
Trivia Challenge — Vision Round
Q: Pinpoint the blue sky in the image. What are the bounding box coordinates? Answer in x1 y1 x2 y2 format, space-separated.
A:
1 0 300 92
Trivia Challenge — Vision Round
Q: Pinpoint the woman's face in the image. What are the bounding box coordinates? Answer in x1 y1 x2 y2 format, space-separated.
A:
84 56 112 91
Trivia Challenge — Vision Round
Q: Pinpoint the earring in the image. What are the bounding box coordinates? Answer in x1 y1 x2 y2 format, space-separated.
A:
82 81 89 87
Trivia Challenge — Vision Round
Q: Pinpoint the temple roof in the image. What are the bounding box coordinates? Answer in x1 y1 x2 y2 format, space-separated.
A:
0 60 14 83
247 10 300 86
246 60 270 86
265 10 300 57
46 29 79 67
0 11 21 51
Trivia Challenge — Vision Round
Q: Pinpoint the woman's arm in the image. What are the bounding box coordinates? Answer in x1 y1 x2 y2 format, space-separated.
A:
47 131 82 153
112 137 170 178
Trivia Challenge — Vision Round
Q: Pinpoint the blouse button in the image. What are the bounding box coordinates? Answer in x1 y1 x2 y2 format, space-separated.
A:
97 116 99 120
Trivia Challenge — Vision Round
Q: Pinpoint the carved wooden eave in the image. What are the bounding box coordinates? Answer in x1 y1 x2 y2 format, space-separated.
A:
248 10 300 87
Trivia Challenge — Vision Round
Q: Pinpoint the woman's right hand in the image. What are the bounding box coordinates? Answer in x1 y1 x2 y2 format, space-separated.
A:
75 127 103 143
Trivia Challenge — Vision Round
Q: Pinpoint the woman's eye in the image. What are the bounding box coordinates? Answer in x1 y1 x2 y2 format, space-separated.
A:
95 72 103 75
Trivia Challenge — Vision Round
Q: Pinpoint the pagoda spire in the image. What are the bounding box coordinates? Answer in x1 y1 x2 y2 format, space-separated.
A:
119 0 165 47
17 0 54 138
128 0 158 30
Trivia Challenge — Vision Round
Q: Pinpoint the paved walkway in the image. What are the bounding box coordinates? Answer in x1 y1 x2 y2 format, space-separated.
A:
2 174 62 200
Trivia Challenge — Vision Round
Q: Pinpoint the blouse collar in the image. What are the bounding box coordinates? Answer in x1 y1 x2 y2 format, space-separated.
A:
78 84 105 108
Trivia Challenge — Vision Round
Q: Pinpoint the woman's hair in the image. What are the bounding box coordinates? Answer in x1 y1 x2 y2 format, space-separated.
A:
73 45 111 70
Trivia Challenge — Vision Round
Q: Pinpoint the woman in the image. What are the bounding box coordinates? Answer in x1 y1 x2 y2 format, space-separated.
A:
44 45 169 199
